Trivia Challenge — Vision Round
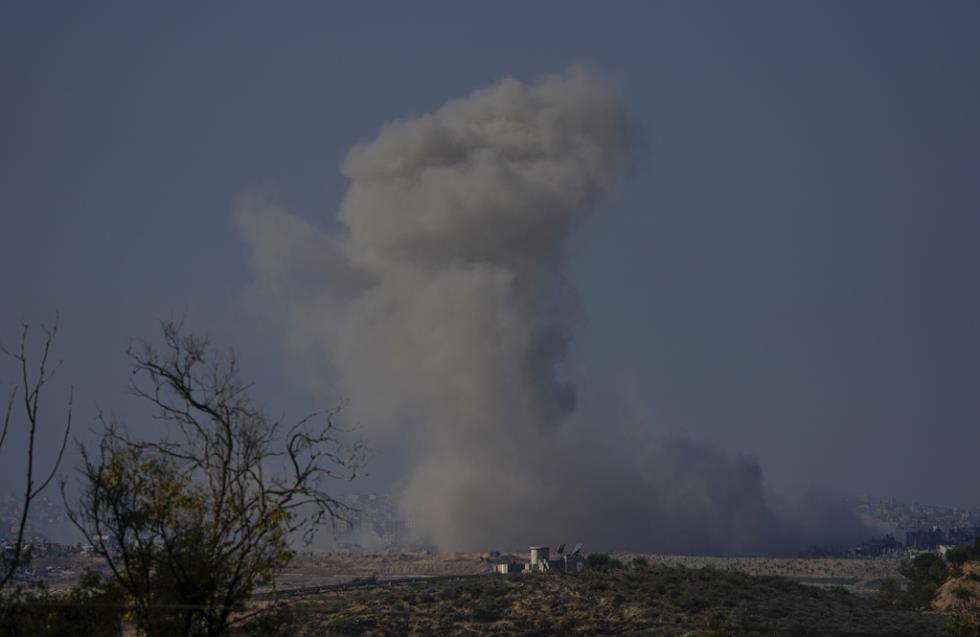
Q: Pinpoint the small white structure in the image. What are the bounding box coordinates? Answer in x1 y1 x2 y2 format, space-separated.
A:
529 546 550 568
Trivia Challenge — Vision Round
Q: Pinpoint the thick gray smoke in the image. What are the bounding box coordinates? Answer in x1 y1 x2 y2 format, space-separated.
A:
239 68 866 554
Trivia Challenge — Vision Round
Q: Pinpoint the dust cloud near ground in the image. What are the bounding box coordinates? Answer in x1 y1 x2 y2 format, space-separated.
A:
240 67 869 554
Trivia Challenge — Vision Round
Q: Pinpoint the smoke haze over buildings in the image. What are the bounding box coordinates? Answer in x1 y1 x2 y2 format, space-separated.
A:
240 68 867 554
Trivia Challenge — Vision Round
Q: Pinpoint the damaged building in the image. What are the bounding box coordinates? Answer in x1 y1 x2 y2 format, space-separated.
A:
494 544 585 574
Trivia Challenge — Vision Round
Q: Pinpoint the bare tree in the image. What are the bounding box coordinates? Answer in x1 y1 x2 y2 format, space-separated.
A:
66 321 363 636
0 316 73 592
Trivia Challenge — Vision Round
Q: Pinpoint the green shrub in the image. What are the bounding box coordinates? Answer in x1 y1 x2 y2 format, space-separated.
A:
878 577 905 606
470 598 507 622
947 538 980 566
887 553 951 610
0 571 125 637
946 611 980 637
586 553 624 570
698 607 735 636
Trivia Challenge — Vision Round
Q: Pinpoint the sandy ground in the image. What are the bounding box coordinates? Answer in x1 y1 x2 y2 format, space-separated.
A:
933 561 980 616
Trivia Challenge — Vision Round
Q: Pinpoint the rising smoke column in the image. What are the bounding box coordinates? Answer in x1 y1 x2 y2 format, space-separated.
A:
239 68 841 553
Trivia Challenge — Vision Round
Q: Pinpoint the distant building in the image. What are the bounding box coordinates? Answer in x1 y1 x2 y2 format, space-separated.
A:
947 526 980 546
851 534 903 557
493 545 586 574
906 526 946 550
529 546 549 568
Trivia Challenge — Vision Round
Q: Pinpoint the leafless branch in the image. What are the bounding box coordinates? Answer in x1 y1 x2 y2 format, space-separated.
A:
0 315 74 592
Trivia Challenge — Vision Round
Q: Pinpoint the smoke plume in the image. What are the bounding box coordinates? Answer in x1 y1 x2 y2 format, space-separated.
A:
239 68 865 553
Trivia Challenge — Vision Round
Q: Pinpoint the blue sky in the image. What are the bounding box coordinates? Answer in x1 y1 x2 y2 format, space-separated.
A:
2 1 979 507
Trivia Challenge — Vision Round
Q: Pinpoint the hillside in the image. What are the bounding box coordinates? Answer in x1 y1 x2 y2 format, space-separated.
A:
243 565 946 636
933 561 980 617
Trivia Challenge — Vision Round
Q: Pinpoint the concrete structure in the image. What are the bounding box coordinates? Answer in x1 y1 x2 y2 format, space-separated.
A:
535 554 586 573
558 554 586 573
492 544 586 575
529 546 549 568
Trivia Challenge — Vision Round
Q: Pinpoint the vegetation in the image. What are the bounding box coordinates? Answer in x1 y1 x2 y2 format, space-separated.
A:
585 553 624 571
946 611 980 637
277 565 946 636
698 607 735 636
57 322 362 636
2 319 975 636
876 540 980 613
0 571 125 637
0 321 361 636
878 553 951 610
0 317 73 593
947 538 980 567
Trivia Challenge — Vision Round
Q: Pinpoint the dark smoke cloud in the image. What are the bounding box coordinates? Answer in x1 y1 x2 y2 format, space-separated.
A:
239 67 869 554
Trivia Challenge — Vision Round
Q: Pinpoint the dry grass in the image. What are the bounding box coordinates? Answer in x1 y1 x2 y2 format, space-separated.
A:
617 553 902 593
238 565 947 636
24 550 904 597
933 561 980 617
261 551 504 590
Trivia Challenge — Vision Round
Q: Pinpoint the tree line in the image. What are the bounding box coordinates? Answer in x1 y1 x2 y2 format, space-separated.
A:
877 537 980 611
0 318 363 636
